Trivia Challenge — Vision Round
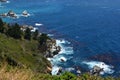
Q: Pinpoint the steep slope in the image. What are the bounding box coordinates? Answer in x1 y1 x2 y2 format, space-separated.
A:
0 34 51 73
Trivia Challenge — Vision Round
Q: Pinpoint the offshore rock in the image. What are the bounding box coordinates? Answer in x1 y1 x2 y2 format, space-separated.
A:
7 10 17 18
90 65 103 76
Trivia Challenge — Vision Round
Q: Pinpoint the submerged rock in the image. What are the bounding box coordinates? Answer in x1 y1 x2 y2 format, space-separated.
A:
88 52 120 66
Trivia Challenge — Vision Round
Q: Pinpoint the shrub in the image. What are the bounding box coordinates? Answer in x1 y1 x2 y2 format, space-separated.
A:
24 28 31 40
6 23 22 39
0 18 4 33
59 72 77 80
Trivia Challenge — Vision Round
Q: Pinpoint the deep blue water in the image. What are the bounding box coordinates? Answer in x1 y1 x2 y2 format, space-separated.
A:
1 0 120 76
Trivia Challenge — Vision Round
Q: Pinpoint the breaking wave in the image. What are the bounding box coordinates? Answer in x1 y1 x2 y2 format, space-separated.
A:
82 61 114 75
47 39 74 75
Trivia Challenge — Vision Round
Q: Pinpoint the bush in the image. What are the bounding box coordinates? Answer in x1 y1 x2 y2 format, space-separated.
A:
59 72 77 80
0 18 4 33
33 30 39 40
24 28 31 40
6 23 22 39
38 33 50 45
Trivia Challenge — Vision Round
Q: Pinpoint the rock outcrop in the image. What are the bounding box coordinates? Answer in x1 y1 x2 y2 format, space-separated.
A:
7 10 17 18
44 39 61 58
90 65 103 76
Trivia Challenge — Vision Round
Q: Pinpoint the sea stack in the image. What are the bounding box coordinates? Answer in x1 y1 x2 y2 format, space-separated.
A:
22 10 30 17
7 10 17 18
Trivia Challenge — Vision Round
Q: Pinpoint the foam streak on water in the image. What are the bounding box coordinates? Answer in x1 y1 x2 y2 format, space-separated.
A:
82 61 114 75
47 39 74 75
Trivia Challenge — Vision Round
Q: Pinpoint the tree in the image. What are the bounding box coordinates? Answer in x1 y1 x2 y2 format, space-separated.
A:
33 30 39 40
59 72 77 80
24 28 31 40
0 18 4 33
38 33 50 45
6 23 22 39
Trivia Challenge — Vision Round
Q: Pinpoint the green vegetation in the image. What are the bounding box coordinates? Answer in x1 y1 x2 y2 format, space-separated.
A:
24 27 31 40
1 66 119 80
0 18 120 80
6 23 22 39
0 18 4 33
0 34 51 73
38 33 50 45
33 30 39 40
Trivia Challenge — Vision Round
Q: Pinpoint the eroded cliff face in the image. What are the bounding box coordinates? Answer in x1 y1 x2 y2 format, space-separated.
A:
39 39 61 58
37 38 62 74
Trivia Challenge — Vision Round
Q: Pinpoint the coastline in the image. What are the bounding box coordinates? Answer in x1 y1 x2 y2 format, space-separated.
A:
0 0 117 76
45 38 74 75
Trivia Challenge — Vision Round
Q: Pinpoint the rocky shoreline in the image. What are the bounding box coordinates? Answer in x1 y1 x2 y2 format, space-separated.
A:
44 39 61 58
43 38 62 74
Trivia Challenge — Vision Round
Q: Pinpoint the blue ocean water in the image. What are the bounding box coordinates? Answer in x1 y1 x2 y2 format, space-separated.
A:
1 0 120 76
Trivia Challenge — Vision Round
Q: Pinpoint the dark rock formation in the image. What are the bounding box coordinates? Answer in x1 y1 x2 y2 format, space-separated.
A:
44 39 61 58
90 65 103 76
57 67 63 75
7 10 17 18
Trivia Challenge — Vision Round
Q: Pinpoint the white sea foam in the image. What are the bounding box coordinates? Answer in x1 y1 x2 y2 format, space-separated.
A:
56 40 73 55
35 23 43 26
17 13 30 18
22 14 30 17
51 66 60 75
31 27 38 32
56 40 71 45
48 34 54 37
65 67 75 72
82 61 114 75
48 55 67 64
6 1 10 3
48 39 74 75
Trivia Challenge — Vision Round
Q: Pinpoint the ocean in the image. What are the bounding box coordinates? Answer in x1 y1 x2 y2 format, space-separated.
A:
1 0 120 76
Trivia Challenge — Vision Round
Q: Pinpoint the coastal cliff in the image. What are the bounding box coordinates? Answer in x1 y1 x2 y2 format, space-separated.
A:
0 19 120 80
0 18 63 75
0 18 53 74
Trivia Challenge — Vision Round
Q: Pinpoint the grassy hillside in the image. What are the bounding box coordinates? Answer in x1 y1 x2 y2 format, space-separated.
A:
0 65 119 80
0 34 51 73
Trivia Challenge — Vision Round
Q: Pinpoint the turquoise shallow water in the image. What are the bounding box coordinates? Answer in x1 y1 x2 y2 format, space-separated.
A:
1 0 120 76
